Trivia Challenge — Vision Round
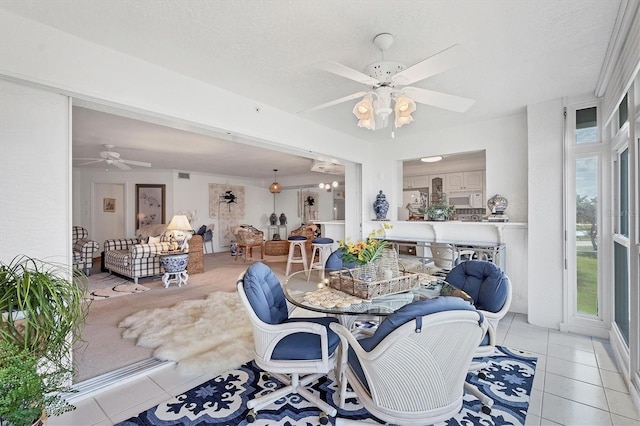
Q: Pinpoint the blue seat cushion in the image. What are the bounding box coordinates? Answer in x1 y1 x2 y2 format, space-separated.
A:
272 317 341 360
445 260 509 313
243 262 288 325
325 249 355 272
312 237 334 244
288 235 307 241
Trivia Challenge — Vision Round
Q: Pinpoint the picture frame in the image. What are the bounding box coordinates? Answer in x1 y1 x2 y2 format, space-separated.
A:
103 197 116 212
136 184 166 230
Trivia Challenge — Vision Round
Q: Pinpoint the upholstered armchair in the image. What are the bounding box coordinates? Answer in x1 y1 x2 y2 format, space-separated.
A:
72 226 99 276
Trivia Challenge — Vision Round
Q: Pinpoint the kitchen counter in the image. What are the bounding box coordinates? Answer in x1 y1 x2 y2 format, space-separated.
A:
365 220 526 245
311 221 345 246
363 219 528 314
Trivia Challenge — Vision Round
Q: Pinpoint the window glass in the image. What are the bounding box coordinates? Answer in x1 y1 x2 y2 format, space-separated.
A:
575 157 599 315
576 107 598 144
618 93 628 128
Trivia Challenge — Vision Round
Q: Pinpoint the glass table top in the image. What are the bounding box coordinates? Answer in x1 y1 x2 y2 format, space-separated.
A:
283 269 472 317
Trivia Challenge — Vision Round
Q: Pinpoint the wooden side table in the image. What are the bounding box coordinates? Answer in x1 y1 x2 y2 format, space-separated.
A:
235 242 264 262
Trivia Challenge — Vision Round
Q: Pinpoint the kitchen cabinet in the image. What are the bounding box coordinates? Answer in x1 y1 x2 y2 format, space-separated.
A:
446 171 484 191
403 175 430 189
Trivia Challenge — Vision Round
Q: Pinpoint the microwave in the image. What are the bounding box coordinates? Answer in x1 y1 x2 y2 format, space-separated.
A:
448 190 484 208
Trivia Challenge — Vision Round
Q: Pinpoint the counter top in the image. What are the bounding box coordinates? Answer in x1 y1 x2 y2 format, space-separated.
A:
365 220 527 244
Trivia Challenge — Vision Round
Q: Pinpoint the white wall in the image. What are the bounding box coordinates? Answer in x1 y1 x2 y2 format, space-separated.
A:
527 97 565 329
0 80 71 264
371 114 529 223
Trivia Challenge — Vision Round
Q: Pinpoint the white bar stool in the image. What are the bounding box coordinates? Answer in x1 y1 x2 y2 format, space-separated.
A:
309 237 334 272
285 236 308 276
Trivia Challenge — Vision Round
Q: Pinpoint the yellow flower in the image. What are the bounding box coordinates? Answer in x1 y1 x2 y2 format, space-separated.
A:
338 232 388 266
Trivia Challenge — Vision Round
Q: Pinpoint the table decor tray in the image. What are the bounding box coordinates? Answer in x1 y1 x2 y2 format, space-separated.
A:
328 266 421 300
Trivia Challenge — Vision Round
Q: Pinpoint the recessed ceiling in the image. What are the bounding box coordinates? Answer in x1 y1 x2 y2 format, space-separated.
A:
1 0 621 175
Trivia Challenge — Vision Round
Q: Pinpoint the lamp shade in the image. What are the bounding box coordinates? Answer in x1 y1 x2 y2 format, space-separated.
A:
167 214 193 231
352 95 375 130
394 95 416 128
269 169 282 193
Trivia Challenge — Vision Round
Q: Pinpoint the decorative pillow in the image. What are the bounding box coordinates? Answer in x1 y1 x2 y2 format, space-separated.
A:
148 235 161 244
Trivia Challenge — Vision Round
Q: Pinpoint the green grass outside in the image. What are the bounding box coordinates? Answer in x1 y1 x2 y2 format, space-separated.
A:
577 247 598 315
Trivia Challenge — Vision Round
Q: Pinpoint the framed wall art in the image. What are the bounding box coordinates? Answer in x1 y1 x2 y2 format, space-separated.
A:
103 197 116 212
136 184 166 230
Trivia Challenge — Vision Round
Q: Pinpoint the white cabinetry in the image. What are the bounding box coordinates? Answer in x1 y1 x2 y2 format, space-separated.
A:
446 171 484 191
403 175 430 189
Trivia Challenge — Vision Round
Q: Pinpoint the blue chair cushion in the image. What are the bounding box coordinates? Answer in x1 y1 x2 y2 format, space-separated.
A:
272 317 341 360
325 249 355 272
243 262 289 325
359 297 477 352
445 260 509 313
288 236 307 241
312 237 334 244
348 297 479 392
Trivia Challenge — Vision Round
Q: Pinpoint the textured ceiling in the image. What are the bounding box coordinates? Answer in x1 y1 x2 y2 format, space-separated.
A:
0 0 621 178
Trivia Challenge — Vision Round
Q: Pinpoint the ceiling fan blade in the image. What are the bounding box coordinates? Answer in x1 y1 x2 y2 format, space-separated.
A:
402 86 475 112
392 44 468 86
73 159 103 166
121 159 152 167
112 161 131 170
300 91 370 113
315 61 381 86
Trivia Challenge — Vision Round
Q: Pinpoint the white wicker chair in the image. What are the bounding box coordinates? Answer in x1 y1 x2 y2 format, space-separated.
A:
330 297 488 425
236 262 339 424
446 260 513 414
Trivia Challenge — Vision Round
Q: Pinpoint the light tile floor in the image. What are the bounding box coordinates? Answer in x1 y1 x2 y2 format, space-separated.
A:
50 313 640 425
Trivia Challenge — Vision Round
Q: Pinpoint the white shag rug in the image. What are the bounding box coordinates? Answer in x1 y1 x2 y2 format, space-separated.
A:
118 291 254 377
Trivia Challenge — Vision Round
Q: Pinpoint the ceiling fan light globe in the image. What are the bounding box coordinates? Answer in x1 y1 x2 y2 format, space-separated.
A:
395 114 414 128
353 96 374 121
332 181 339 188
357 118 375 130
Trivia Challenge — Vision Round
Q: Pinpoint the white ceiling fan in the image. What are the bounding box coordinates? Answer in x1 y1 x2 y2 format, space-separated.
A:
303 33 475 131
74 144 151 170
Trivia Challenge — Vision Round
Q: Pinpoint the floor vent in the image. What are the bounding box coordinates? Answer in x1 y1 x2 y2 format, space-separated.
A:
178 172 190 179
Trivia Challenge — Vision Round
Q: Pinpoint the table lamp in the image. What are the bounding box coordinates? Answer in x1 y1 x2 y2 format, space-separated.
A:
166 214 194 251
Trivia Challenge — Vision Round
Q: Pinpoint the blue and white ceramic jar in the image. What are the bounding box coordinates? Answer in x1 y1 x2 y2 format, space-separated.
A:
373 190 389 220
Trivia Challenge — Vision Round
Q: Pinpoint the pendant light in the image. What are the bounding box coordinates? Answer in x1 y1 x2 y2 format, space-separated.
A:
269 169 281 194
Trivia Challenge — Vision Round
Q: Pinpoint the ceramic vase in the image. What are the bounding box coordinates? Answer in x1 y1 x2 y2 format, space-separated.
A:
279 213 287 225
373 190 389 220
269 213 277 225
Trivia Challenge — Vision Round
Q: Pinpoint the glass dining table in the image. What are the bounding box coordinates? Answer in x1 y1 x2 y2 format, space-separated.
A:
283 269 473 329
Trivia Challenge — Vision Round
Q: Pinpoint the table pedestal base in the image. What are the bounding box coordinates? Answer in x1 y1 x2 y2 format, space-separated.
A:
163 270 188 288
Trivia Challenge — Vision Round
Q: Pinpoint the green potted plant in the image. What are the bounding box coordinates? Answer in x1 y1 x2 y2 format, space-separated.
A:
0 341 75 426
421 201 456 221
0 256 90 425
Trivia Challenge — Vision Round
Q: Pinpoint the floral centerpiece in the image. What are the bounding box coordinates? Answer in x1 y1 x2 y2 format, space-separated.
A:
338 230 388 265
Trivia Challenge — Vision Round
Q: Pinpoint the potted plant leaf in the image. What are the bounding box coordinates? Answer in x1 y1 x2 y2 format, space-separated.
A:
421 201 456 221
0 256 90 425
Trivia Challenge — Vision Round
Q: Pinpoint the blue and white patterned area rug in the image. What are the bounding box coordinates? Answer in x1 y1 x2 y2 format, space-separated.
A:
118 346 536 426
